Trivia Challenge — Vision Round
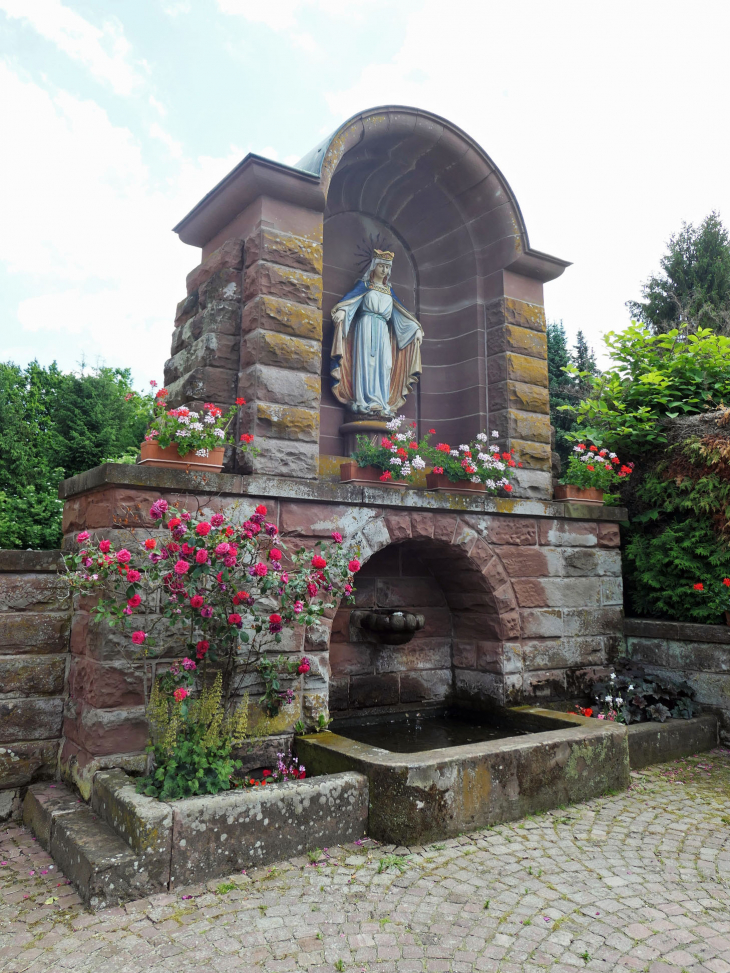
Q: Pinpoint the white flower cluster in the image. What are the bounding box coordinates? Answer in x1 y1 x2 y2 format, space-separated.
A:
412 455 426 470
190 422 204 431
213 428 224 438
385 415 406 431
177 429 190 437
195 448 209 457
492 430 499 438
476 432 488 442
204 415 215 425
395 433 407 442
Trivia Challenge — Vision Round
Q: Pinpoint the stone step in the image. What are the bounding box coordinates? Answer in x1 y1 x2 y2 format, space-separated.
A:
24 782 146 910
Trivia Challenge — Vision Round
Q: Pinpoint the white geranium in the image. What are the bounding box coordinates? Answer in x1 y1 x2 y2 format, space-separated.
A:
203 415 215 424
477 452 490 462
491 430 499 438
395 433 407 441
213 428 224 438
390 457 402 465
470 475 481 484
195 448 208 457
489 445 500 453
450 450 459 457
412 455 426 470
476 432 488 442
190 422 204 431
177 429 190 437
459 444 470 451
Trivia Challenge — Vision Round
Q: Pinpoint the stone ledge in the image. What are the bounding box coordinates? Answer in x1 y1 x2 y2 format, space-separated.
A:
625 617 730 644
0 550 63 573
59 464 629 522
627 715 717 769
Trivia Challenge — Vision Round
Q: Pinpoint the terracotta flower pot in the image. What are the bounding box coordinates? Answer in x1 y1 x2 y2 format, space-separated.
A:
553 484 604 504
138 442 225 473
339 462 407 488
425 472 486 493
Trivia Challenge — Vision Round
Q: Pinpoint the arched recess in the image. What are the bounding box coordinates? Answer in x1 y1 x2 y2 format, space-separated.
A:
297 106 564 459
325 510 520 717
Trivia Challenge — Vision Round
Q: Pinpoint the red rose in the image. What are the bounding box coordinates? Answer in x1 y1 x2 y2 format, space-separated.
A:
428 429 435 434
255 505 267 516
253 562 268 577
127 569 141 582
145 538 156 550
127 594 141 608
269 548 282 561
348 558 361 573
311 555 326 569
196 522 211 536
99 540 111 554
269 613 282 624
168 517 181 529
190 595 204 608
195 549 208 564
228 613 242 625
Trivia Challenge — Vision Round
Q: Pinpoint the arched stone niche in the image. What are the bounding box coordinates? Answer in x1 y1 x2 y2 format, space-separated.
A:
171 105 569 496
303 108 570 492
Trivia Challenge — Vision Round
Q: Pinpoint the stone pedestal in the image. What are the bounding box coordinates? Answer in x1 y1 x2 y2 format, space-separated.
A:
339 417 389 456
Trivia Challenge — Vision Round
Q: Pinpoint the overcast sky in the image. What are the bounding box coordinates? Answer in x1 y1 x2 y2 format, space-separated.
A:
2 0 729 388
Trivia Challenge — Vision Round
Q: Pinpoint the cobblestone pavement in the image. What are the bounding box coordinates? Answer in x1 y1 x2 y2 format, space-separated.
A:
3 752 730 973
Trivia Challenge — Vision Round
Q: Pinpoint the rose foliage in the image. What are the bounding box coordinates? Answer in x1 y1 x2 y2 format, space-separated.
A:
63 501 359 799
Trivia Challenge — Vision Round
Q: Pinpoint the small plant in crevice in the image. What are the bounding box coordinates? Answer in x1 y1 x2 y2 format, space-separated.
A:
576 662 699 725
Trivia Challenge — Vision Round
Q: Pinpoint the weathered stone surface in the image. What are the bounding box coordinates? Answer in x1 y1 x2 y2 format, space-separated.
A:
252 403 319 442
0 572 69 612
349 672 400 708
0 611 70 654
539 519 598 547
241 294 322 341
0 697 64 741
487 352 549 389
238 364 320 408
298 710 628 844
0 655 66 697
165 365 238 408
520 607 564 637
484 296 547 334
487 324 548 358
512 577 602 609
242 329 321 373
171 301 241 356
169 772 367 885
68 657 143 708
399 669 452 703
244 261 322 309
245 227 323 275
174 291 198 327
63 702 148 757
245 438 319 479
23 780 81 849
0 739 58 788
164 331 240 385
521 636 607 671
509 438 552 471
484 518 537 546
625 617 730 644
488 379 550 415
0 550 64 574
562 607 623 637
627 716 717 769
199 266 241 308
92 769 172 890
186 238 244 294
489 408 552 444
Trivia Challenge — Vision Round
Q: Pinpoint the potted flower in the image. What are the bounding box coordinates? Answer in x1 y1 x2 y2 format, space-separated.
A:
422 430 518 494
139 383 256 473
340 415 425 487
554 443 633 504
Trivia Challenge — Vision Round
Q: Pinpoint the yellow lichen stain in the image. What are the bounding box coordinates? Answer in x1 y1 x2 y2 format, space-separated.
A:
260 331 321 371
259 296 322 341
505 354 549 387
263 229 323 276
494 498 517 514
256 403 319 440
461 762 492 820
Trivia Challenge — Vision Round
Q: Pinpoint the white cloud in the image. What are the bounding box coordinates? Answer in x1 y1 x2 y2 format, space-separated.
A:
161 0 191 14
0 0 146 95
0 62 243 383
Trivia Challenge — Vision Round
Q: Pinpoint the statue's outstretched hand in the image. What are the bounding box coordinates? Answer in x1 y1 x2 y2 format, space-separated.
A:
332 309 345 326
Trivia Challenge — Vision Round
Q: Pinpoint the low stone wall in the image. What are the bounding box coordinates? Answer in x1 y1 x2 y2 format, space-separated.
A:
625 618 730 742
0 551 71 818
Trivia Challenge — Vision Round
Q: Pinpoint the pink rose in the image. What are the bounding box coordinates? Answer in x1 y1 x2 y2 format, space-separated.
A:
253 562 268 577
331 531 343 543
127 569 141 583
174 560 190 575
215 542 230 557
127 594 141 608
77 531 90 543
116 549 131 563
195 549 208 564
131 631 146 645
348 559 361 573
224 556 236 567
269 548 282 561
211 514 224 527
98 540 111 554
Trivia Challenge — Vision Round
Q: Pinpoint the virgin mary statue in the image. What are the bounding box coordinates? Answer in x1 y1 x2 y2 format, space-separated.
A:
330 249 423 417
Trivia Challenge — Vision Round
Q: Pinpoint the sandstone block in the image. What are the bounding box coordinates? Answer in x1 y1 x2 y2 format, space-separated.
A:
0 739 58 788
199 267 242 309
522 668 568 699
374 640 451 674
164 331 240 385
521 637 606 671
511 468 553 500
384 511 412 542
242 329 321 374
484 518 537 546
171 301 241 356
245 227 323 275
174 291 198 328
454 668 504 706
245 438 319 479
186 238 244 294
0 611 70 654
512 577 602 609
0 573 70 612
165 365 237 408
375 577 446 609
562 607 623 637
330 641 374 677
169 772 367 886
496 546 554 578
477 640 507 673
349 672 399 708
452 640 477 668
63 703 148 758
400 669 452 703
241 295 322 341
238 364 320 409
539 520 598 547
601 577 624 605
484 297 547 334
487 353 549 389
487 324 547 359
329 677 349 711
520 608 564 638
0 656 66 698
0 697 64 741
452 612 502 641
68 657 144 708
244 261 322 309
488 380 550 415
488 409 552 444
563 548 622 577
410 511 435 539
508 439 552 471
252 403 319 442
597 522 621 547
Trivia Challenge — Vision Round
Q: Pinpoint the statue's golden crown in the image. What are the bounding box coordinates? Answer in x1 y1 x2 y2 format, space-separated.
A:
373 249 394 261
